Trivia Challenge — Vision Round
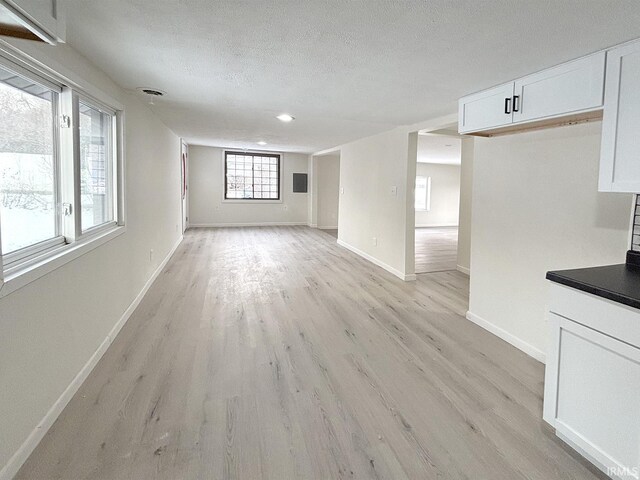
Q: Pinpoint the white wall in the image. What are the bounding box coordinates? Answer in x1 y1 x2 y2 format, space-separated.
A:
313 114 456 281
0 40 182 474
188 146 309 226
415 163 460 227
308 155 316 226
337 128 412 279
456 137 474 273
316 154 340 228
469 122 632 360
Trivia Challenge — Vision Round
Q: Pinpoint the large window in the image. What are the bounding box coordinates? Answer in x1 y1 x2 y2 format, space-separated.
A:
0 54 122 281
225 151 280 200
415 175 431 211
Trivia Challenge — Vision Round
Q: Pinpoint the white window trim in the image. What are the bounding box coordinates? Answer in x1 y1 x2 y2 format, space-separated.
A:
76 96 118 235
0 45 127 297
220 149 284 204
2 236 66 268
0 225 126 298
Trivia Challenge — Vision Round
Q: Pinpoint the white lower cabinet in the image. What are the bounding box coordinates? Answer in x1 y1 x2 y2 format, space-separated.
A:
544 284 640 479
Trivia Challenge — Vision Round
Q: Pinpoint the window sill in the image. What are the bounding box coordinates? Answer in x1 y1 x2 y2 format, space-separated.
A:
0 225 126 298
221 199 283 204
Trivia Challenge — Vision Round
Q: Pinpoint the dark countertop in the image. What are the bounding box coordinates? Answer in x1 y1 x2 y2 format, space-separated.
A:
547 262 640 310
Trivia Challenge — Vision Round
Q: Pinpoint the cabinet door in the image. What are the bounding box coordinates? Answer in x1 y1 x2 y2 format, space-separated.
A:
458 83 514 134
600 40 640 192
2 0 64 43
547 314 640 475
513 52 605 124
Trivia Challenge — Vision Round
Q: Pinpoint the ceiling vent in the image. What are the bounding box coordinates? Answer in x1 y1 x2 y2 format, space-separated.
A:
137 87 165 97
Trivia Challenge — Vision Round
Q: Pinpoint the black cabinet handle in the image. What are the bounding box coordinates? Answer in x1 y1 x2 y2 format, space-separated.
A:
513 95 520 112
504 97 512 115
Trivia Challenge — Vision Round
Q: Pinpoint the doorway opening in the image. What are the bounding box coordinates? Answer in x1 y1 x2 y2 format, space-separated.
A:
181 140 188 233
414 130 463 274
312 152 340 239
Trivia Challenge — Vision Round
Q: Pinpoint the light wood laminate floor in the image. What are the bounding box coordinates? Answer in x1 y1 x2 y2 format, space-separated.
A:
415 227 458 274
18 227 604 479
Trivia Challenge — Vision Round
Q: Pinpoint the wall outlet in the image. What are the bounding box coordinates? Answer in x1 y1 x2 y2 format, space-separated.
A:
390 186 397 196
175 224 179 232
283 204 288 210
340 187 344 194
149 249 154 262
372 237 377 246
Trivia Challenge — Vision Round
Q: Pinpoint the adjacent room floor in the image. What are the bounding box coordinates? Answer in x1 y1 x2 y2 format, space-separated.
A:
18 227 604 479
415 227 459 274
321 228 338 239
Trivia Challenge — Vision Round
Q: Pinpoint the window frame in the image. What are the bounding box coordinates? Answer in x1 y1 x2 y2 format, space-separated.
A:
0 59 64 257
223 150 282 202
0 47 126 297
77 95 118 234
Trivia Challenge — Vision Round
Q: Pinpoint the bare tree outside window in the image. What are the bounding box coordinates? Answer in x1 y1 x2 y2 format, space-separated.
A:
224 152 280 200
0 71 57 254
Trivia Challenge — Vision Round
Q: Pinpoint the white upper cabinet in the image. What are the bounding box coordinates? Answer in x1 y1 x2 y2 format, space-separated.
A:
513 52 605 124
458 83 514 134
1 0 65 43
599 40 640 193
458 52 605 135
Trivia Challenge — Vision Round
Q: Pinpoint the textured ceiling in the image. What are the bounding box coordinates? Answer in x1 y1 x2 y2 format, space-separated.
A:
418 134 461 165
64 1 640 153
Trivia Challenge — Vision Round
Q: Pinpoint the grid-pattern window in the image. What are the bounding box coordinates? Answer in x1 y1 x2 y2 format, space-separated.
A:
225 152 280 200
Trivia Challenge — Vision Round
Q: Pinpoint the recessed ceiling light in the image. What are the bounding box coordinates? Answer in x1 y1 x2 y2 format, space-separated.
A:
257 141 267 146
276 113 295 122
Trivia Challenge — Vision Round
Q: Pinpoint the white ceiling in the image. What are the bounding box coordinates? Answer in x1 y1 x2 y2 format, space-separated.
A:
64 1 640 153
417 134 461 165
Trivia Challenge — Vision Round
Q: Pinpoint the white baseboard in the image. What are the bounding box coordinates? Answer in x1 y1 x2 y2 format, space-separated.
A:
0 236 184 480
189 222 307 227
466 311 546 364
337 239 415 282
318 225 338 230
456 265 470 275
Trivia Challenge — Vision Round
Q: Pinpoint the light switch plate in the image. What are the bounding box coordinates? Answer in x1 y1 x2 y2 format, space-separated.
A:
391 186 397 196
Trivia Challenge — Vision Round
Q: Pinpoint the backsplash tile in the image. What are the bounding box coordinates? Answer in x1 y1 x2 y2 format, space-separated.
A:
633 195 640 252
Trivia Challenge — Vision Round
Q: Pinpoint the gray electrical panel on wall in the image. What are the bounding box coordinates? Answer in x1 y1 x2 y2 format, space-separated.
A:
293 173 308 193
